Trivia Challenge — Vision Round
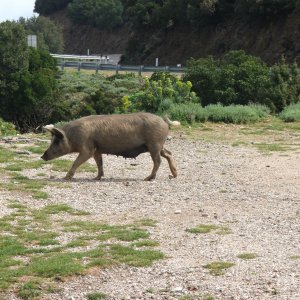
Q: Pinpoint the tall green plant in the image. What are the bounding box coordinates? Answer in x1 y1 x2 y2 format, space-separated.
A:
125 72 199 113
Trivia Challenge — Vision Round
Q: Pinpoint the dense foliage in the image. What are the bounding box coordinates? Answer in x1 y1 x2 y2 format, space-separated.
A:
34 0 300 30
183 50 300 112
18 16 64 53
34 0 72 15
0 21 60 132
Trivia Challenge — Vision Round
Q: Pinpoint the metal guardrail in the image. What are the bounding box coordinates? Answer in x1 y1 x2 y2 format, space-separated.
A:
51 54 185 74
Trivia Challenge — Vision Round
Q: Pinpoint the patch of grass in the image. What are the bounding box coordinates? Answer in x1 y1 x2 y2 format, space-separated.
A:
8 173 49 199
203 261 235 276
134 218 158 227
289 255 300 260
237 253 258 260
51 159 96 173
24 143 48 155
27 253 84 278
66 239 90 248
254 143 291 152
41 204 78 215
4 160 45 172
0 146 16 163
110 244 164 267
63 221 150 242
186 224 231 235
131 240 159 247
0 203 163 295
18 280 41 300
87 292 107 300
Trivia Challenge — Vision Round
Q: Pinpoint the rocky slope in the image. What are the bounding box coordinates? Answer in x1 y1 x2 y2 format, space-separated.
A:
49 10 300 66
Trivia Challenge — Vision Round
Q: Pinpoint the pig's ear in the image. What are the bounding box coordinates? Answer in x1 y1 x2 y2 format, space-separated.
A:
51 128 65 139
43 126 65 139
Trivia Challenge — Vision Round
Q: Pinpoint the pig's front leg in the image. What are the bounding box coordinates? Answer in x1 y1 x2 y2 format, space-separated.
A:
64 152 92 180
93 151 104 180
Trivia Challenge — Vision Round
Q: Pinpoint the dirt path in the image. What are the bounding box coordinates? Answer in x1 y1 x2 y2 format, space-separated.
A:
1 127 300 300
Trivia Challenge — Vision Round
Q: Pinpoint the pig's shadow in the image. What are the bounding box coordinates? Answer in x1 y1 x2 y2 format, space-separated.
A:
49 177 140 183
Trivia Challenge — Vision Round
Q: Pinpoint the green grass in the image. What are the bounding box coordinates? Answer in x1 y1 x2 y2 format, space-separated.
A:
51 159 96 173
237 253 258 260
18 280 41 300
0 146 16 163
186 224 232 235
289 255 300 260
254 143 291 153
87 292 107 300
203 261 235 276
0 204 163 295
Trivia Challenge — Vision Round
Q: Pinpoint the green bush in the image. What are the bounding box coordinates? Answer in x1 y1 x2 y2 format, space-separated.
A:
279 102 300 122
167 103 208 124
205 104 262 124
51 71 142 122
126 73 199 113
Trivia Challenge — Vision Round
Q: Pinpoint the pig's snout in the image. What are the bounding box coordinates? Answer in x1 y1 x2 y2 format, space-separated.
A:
41 152 49 161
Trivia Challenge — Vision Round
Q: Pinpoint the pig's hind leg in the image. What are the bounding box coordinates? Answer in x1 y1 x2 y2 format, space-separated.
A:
161 148 177 178
93 151 104 180
144 147 162 181
64 151 92 180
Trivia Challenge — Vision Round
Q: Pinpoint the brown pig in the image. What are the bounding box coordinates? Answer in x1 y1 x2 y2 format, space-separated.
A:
41 112 178 180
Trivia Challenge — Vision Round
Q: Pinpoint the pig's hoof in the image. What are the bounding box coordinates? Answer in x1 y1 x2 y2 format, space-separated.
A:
64 175 73 180
144 176 155 181
94 176 102 180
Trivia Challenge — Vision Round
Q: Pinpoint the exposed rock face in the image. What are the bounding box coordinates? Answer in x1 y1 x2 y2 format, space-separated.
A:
49 10 300 65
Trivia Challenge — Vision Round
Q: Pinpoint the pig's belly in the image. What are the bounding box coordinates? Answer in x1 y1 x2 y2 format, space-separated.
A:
97 144 148 159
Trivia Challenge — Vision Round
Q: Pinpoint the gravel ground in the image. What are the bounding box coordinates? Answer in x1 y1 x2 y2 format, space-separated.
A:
1 131 300 300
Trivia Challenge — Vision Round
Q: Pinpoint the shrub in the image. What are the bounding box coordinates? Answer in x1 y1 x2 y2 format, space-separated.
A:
127 73 199 113
167 103 208 124
0 119 17 136
279 102 300 122
183 50 300 112
205 104 262 124
166 103 269 124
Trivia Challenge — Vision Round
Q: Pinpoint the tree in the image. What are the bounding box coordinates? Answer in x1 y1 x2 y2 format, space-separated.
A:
34 0 72 15
0 21 29 112
19 16 64 53
67 0 124 29
0 21 59 132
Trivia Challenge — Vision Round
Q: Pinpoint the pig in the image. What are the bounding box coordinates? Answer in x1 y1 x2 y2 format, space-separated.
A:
41 112 178 181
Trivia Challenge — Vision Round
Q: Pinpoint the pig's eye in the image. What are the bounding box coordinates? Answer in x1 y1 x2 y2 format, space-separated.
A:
53 137 61 145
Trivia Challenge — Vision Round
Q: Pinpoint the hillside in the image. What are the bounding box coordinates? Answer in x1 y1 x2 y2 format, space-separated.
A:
48 9 300 66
